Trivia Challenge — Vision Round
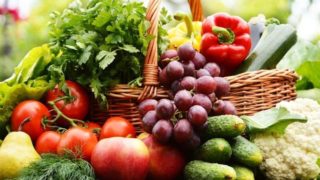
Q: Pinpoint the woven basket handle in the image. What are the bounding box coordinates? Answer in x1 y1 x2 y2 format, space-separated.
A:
189 0 204 21
138 0 161 101
138 0 204 101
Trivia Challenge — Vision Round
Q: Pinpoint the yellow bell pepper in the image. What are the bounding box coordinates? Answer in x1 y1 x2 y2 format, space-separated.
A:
168 13 202 51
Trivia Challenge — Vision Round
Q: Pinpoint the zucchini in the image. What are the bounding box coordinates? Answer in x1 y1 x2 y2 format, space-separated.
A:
236 24 297 73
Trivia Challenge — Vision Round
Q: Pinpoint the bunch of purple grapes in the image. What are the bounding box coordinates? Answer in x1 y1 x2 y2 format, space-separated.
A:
138 42 236 149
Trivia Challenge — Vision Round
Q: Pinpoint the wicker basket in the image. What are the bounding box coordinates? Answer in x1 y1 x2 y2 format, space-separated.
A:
89 0 298 132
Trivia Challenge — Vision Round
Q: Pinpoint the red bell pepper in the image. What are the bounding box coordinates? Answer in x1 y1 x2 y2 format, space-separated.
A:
200 13 251 76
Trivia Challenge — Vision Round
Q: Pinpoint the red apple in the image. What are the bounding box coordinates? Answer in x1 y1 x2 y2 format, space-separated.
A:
141 134 186 180
91 137 150 180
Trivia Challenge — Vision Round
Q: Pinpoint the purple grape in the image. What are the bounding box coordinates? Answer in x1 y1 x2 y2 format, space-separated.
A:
192 94 212 113
223 101 237 115
196 69 211 78
161 49 178 60
139 99 158 116
188 105 208 127
195 76 217 95
173 119 193 144
183 133 201 150
213 77 230 97
204 63 221 77
192 52 206 69
156 99 174 119
177 43 196 61
171 80 182 94
152 120 173 143
160 50 178 68
182 61 196 76
208 93 217 103
159 67 171 87
180 76 196 91
174 90 193 111
212 100 225 115
171 100 177 112
142 110 158 133
166 61 184 81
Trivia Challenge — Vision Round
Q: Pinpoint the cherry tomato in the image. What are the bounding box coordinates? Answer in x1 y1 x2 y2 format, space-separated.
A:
36 131 61 154
11 100 50 142
45 80 89 123
100 117 136 139
77 121 101 138
57 127 98 161
86 122 101 131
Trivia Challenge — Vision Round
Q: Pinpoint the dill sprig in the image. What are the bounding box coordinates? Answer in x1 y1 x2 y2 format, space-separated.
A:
17 153 95 180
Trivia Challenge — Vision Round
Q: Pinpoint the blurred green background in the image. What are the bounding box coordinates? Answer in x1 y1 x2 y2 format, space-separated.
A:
0 0 319 80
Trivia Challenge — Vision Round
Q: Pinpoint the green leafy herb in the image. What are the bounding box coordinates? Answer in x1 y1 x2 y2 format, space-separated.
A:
242 107 307 135
17 154 95 180
48 0 170 104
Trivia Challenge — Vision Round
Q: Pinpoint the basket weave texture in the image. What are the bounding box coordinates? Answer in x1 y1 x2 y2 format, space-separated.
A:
90 0 298 132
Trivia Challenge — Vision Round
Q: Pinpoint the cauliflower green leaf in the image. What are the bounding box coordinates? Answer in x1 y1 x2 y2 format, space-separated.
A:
242 107 307 136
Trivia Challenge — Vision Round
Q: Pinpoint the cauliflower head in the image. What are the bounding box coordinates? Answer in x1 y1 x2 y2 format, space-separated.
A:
253 98 320 180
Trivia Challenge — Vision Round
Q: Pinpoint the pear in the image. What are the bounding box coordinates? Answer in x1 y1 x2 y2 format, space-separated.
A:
0 131 41 179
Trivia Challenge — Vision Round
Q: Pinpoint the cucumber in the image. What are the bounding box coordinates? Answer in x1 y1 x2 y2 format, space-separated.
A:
184 160 236 180
236 24 297 73
195 138 232 163
231 136 263 167
232 165 254 180
205 115 246 138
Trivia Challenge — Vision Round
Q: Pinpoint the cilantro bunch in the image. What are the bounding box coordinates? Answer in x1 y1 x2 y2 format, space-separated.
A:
48 0 170 103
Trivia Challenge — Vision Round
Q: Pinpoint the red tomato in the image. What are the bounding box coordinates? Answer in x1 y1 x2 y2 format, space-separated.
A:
100 117 136 139
57 127 98 161
86 122 101 131
36 131 61 154
77 122 101 138
11 100 50 142
45 80 89 122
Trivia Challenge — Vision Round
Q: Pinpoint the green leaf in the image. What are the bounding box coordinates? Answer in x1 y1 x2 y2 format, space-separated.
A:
120 44 139 53
242 107 307 135
65 45 78 50
79 46 93 65
92 10 111 28
296 61 320 88
5 45 53 85
96 50 116 69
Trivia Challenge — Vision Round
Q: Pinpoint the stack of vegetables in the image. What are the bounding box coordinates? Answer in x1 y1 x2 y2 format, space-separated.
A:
1 0 320 180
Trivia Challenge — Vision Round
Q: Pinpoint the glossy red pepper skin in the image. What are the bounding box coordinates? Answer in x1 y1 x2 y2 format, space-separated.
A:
200 13 251 76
